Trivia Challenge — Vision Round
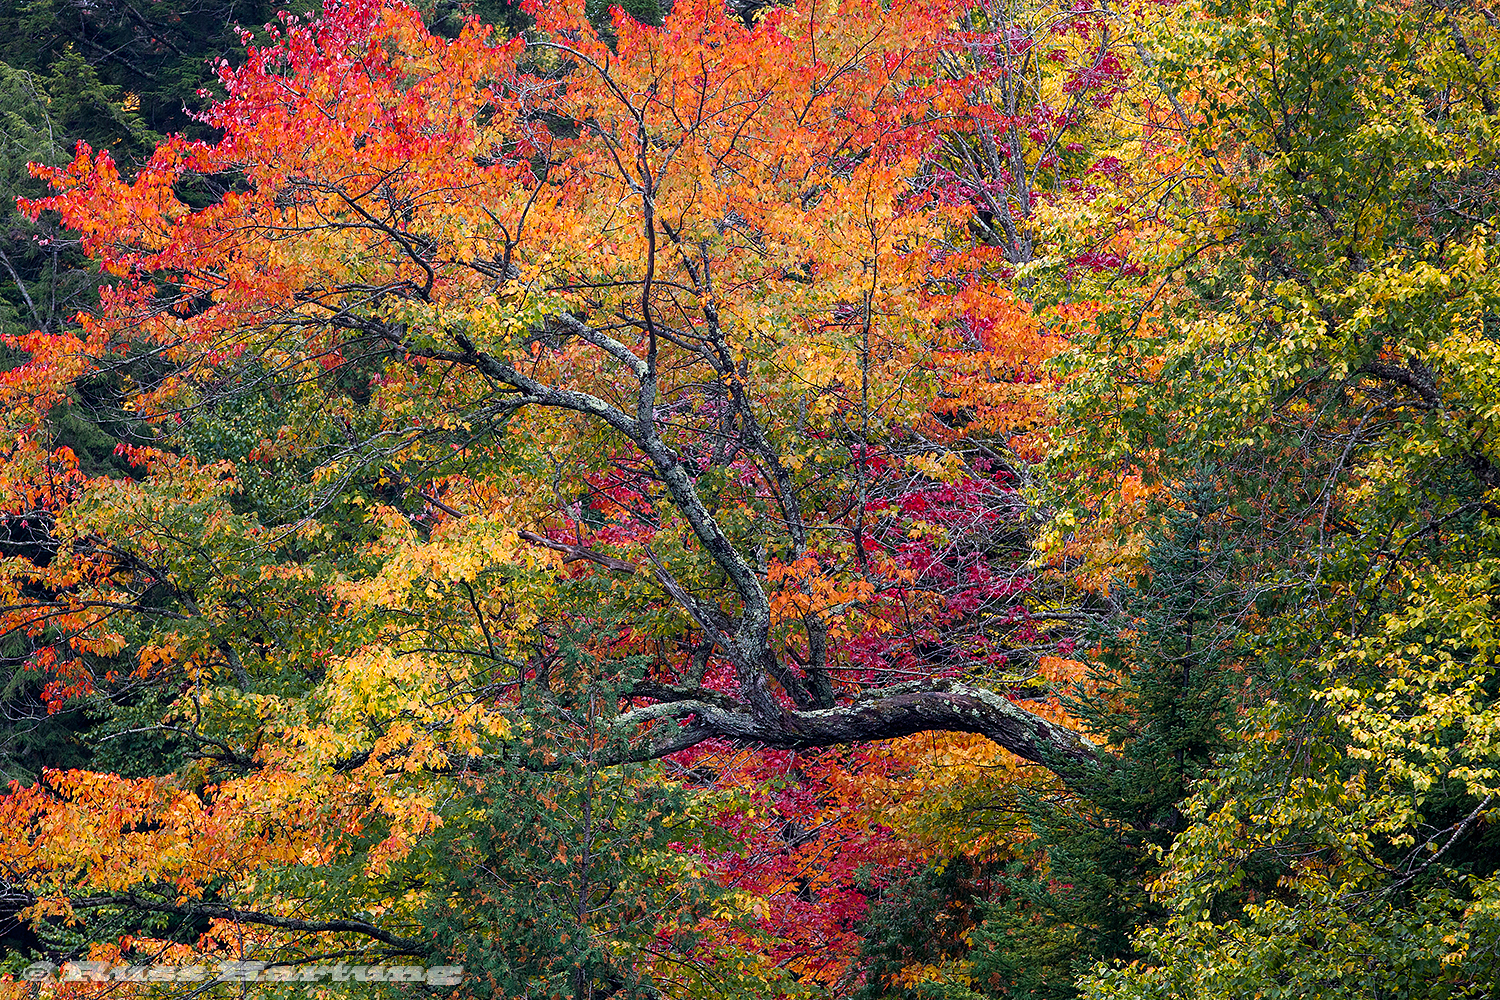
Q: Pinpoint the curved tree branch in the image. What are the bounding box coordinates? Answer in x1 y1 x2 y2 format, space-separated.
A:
610 680 1099 779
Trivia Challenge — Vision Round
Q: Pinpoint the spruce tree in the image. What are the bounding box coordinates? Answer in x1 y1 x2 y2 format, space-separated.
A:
858 475 1239 1000
972 475 1237 998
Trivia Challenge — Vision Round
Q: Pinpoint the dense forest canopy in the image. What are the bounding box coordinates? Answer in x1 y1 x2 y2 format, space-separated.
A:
1 0 1497 997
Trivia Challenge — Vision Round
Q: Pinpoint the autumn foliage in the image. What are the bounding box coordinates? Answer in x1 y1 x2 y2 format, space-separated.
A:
2 0 1498 996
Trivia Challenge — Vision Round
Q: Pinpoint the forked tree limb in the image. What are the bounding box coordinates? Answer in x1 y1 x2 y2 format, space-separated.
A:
416 324 1101 783
505 522 1099 775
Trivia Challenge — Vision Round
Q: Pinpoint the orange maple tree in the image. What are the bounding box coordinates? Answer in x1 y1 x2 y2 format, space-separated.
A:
0 0 1145 986
10 0 1093 763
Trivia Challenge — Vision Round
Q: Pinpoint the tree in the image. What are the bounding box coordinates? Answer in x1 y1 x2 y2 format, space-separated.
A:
1048 0 1500 995
1 0 1112 981
410 657 791 1000
972 480 1235 1000
0 57 154 336
9 0 1094 771
854 478 1237 1000
926 0 1132 275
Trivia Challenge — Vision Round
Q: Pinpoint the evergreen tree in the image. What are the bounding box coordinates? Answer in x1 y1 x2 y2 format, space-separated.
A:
977 478 1235 998
858 475 1238 1000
